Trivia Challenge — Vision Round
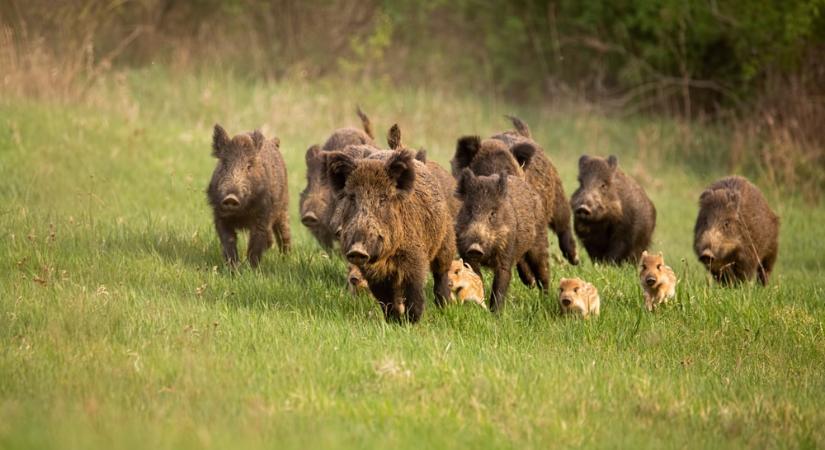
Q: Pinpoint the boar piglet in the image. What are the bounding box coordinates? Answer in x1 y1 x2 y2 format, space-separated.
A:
571 155 656 264
299 108 376 250
327 149 456 323
455 168 550 312
694 176 779 285
207 124 290 267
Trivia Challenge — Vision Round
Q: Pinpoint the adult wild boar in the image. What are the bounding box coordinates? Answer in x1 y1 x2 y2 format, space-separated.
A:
451 116 578 266
327 149 455 323
207 125 290 267
455 169 549 312
299 108 375 249
694 176 779 285
570 155 656 264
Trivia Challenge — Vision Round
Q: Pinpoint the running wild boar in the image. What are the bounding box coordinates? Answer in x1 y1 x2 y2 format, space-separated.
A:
693 176 779 285
571 155 656 264
207 124 290 267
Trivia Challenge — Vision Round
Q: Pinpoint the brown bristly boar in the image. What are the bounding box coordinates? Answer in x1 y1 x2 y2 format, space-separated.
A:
451 116 578 266
571 155 656 264
347 264 370 296
327 148 456 323
639 251 677 311
447 259 486 309
558 277 600 318
207 124 290 267
694 176 779 285
455 168 549 312
299 108 376 250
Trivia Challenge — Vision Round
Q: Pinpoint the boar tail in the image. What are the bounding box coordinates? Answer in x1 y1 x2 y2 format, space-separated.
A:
356 106 375 140
505 115 531 138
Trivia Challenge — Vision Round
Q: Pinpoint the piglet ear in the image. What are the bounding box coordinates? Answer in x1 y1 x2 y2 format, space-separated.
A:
510 142 536 168
607 155 619 170
386 149 416 194
452 136 481 177
250 130 265 151
641 250 648 258
387 124 402 150
212 124 230 158
327 151 357 192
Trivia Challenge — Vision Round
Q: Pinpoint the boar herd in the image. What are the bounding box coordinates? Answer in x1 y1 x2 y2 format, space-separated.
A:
207 110 780 323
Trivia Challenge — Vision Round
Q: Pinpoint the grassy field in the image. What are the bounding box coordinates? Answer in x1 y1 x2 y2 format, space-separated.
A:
1 69 824 449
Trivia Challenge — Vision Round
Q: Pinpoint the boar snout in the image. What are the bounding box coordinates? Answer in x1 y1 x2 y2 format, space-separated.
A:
574 204 592 217
349 274 362 285
466 243 484 259
645 276 657 287
561 297 572 306
699 249 714 265
346 242 370 266
301 211 319 226
221 194 241 209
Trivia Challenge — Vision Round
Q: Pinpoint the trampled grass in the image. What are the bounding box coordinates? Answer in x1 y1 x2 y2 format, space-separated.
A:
1 69 823 449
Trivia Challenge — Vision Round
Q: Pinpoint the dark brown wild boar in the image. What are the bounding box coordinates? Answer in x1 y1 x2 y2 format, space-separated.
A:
451 116 578 266
570 155 656 264
455 168 549 312
299 108 375 249
207 124 290 267
694 176 779 285
327 149 456 323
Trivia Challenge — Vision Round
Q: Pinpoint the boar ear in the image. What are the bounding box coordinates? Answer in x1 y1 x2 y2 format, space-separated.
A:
510 142 535 168
305 145 321 165
495 172 508 195
726 190 741 207
607 155 619 170
578 154 590 170
415 148 427 163
212 124 230 157
387 124 402 150
699 189 712 203
327 151 357 192
453 136 481 176
386 150 416 194
456 168 475 198
250 130 265 151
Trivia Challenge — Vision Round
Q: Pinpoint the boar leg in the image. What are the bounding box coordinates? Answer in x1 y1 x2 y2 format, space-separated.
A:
403 278 426 324
430 236 455 308
247 224 274 268
489 263 513 312
516 260 536 287
215 219 239 267
272 212 292 253
604 237 630 264
524 249 550 292
757 251 777 286
366 279 396 322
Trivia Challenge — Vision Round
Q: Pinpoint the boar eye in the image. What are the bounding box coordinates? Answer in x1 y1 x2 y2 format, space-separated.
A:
246 161 254 170
657 264 662 270
641 265 646 270
600 183 607 190
573 287 578 293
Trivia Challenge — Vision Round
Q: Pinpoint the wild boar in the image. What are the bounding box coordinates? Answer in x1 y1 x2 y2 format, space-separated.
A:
571 155 656 264
207 124 290 267
299 108 376 250
638 251 677 311
451 116 578 265
693 176 779 285
327 149 456 323
455 169 549 312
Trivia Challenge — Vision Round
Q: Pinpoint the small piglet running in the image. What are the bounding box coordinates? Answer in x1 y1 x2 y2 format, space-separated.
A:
208 124 291 267
455 169 549 312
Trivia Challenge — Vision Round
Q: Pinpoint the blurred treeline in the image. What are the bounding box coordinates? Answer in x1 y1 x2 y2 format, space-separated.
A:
2 0 823 111
1 0 824 196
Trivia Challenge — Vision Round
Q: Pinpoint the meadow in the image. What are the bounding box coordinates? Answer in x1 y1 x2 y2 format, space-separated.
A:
1 69 824 449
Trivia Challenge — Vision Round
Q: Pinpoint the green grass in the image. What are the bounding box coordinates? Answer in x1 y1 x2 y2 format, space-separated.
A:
1 68 824 449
